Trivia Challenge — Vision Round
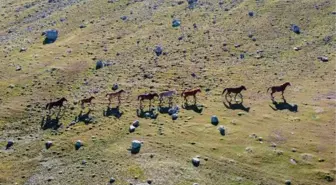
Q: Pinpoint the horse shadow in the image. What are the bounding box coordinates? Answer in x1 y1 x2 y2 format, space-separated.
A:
158 106 171 114
223 101 250 112
182 103 203 113
75 109 94 124
137 108 158 119
41 110 63 130
269 99 298 112
103 106 123 119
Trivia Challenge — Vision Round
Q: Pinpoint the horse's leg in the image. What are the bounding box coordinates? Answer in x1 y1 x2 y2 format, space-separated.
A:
270 92 275 100
281 91 285 99
193 95 196 105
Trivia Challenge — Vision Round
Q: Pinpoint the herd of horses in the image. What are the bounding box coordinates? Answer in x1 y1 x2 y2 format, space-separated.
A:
45 82 291 112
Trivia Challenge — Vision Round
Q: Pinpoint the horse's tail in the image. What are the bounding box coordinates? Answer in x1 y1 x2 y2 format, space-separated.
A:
222 88 227 95
105 93 109 97
45 103 49 109
181 90 185 97
137 95 141 100
267 87 271 92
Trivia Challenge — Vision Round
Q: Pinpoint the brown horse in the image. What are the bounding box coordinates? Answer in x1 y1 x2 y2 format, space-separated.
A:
222 85 247 102
46 97 67 110
138 93 159 108
80 96 95 108
106 89 125 105
267 82 291 100
181 88 201 104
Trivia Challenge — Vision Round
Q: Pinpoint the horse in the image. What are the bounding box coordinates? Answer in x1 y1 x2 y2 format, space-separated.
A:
267 82 291 100
181 88 201 104
159 90 177 106
80 96 95 108
222 85 247 102
106 89 125 105
46 97 67 110
138 93 159 108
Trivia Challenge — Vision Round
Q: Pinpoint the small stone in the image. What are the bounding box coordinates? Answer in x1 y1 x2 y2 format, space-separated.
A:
147 179 152 184
6 140 14 149
81 160 87 165
285 180 291 185
245 147 253 153
257 137 263 141
19 48 27 52
109 177 115 183
16 66 22 71
291 148 297 152
293 47 301 51
318 158 325 162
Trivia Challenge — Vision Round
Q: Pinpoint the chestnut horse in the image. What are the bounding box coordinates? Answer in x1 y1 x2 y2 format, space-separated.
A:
267 82 291 100
138 93 159 108
106 89 125 105
181 88 201 104
46 97 67 110
80 96 95 108
222 85 247 102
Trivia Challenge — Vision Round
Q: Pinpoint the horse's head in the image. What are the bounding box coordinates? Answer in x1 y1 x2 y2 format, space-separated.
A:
285 82 291 86
241 86 247 90
90 96 95 99
196 88 201 93
120 89 126 93
61 97 68 102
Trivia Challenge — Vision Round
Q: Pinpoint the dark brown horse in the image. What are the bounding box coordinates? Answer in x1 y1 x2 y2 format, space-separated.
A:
181 88 201 104
80 96 95 108
46 97 67 110
138 93 159 108
222 85 247 102
267 82 291 100
106 89 125 105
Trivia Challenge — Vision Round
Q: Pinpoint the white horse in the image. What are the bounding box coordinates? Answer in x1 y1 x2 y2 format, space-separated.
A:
159 90 177 106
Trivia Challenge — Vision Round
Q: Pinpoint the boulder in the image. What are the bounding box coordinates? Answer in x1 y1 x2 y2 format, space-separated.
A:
211 115 219 125
192 157 200 167
172 19 181 27
290 24 300 34
317 56 328 62
154 46 163 56
6 140 14 150
75 140 82 150
218 125 225 136
129 125 136 133
131 140 141 154
45 141 53 149
42 29 58 40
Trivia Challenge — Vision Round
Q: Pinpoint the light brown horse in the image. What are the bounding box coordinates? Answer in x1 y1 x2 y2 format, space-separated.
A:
181 88 201 104
80 96 95 108
106 89 125 105
267 82 291 100
138 92 159 108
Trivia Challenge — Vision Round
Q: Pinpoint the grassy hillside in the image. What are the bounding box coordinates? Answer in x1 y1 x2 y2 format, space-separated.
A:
0 0 335 184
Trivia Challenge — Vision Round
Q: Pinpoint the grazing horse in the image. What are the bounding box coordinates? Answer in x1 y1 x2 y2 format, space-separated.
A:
267 82 291 100
46 97 67 110
222 85 247 102
106 89 125 105
181 88 201 104
159 90 177 106
138 93 159 108
80 96 95 108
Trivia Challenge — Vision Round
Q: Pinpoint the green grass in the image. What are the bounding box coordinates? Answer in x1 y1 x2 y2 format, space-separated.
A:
0 0 335 184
